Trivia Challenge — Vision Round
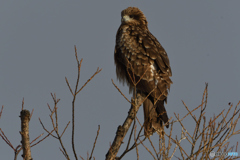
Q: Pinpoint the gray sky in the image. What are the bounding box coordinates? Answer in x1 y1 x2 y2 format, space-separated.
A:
1 1 240 159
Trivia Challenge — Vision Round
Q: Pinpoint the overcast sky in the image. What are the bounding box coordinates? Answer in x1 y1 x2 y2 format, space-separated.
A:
1 1 240 159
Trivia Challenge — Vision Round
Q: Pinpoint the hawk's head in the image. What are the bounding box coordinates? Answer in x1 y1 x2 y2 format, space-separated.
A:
121 7 148 27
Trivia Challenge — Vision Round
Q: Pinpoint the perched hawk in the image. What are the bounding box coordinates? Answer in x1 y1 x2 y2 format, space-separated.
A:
114 7 172 137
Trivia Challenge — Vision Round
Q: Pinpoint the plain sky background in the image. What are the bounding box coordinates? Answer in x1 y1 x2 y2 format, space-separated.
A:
1 1 240 159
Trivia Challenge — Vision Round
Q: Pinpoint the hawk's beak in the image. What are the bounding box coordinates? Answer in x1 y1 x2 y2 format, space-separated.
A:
121 15 130 22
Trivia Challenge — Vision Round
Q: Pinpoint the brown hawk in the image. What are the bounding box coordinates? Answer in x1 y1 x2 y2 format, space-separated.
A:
114 7 172 137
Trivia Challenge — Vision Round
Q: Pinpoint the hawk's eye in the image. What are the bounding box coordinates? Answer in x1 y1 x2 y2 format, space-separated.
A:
129 15 134 18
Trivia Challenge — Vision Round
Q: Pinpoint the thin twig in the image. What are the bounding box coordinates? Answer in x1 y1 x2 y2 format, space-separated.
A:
60 147 69 160
30 133 44 145
134 125 139 160
89 125 100 160
31 130 54 147
0 105 3 119
30 109 34 120
111 79 131 103
139 138 157 160
60 121 71 138
76 67 102 95
39 118 57 138
65 77 74 96
22 98 24 110
0 128 15 150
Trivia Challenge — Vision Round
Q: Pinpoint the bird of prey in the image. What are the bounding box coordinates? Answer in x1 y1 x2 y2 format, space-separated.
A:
114 7 172 137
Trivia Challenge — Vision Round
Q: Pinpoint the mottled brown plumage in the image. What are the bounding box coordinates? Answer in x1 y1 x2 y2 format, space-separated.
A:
114 7 172 137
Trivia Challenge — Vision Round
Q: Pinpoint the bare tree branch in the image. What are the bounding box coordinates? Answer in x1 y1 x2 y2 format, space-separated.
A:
20 110 32 160
105 94 144 160
65 45 102 160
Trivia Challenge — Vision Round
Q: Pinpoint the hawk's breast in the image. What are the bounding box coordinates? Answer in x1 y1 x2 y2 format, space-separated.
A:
117 25 158 83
